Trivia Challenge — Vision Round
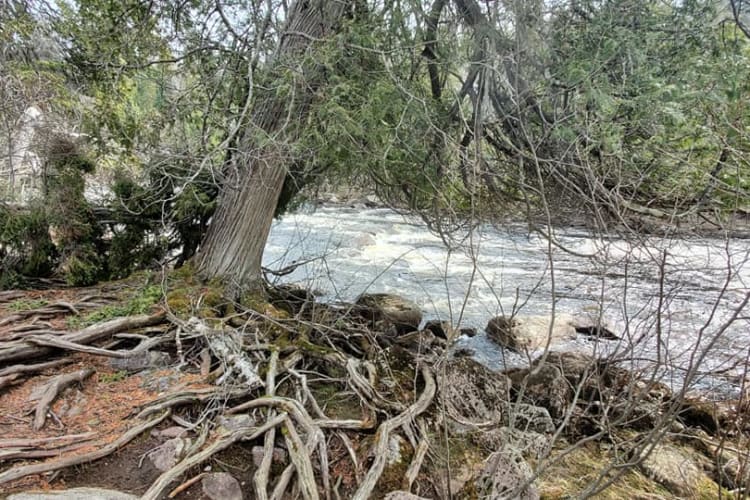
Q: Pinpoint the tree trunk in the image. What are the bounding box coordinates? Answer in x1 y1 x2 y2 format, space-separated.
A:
196 0 347 292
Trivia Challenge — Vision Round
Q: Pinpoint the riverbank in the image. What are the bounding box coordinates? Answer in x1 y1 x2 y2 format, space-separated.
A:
0 273 747 498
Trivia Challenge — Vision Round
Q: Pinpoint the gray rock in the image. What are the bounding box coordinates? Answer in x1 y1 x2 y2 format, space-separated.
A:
475 449 539 500
640 444 704 497
478 427 549 460
356 293 422 333
442 357 511 425
251 445 288 467
383 492 430 500
110 350 169 372
8 488 137 500
506 363 571 419
151 426 189 439
486 314 577 351
147 437 190 471
202 472 243 500
218 414 255 432
506 403 555 434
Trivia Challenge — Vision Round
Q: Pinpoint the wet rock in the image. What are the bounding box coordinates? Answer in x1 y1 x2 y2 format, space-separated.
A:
147 437 190 472
570 313 618 340
394 329 436 350
8 488 138 500
475 449 539 499
356 293 422 334
452 347 475 358
252 445 287 467
640 444 704 497
423 319 454 340
109 350 169 372
459 327 477 337
506 363 570 419
202 472 243 500
486 314 577 351
442 357 511 425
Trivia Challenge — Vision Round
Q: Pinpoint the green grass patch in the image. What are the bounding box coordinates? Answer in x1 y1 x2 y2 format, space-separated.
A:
67 284 162 329
8 298 49 312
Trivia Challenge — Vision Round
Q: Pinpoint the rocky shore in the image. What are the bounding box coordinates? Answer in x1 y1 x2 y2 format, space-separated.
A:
1 279 747 499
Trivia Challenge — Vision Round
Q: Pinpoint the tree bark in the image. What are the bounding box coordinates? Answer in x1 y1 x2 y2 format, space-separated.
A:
196 0 348 292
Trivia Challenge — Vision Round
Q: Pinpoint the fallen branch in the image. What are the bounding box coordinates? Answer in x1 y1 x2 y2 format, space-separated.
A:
32 368 95 430
0 410 169 485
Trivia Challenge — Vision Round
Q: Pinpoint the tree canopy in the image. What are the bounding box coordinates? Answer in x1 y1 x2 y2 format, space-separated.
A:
1 0 749 287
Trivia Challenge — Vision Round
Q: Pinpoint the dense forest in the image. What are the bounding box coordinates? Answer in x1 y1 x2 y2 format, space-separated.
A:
1 1 750 498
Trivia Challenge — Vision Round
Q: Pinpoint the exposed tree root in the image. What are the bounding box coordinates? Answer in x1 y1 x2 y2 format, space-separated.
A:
31 368 95 430
352 366 436 500
0 287 450 498
0 313 166 364
141 413 288 500
0 410 169 485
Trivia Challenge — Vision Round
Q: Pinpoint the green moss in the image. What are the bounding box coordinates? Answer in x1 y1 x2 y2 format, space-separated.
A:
68 284 162 328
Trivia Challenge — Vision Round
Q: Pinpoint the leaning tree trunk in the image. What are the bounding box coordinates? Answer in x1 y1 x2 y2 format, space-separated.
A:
196 0 348 292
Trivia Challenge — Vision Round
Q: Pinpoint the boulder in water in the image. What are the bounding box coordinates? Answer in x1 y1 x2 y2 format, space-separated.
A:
356 293 422 334
485 314 577 351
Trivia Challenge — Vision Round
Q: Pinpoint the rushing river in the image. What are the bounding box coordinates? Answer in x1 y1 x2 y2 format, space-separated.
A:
263 205 750 395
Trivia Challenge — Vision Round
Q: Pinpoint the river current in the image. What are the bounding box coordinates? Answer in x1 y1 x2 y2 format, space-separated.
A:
263 205 750 395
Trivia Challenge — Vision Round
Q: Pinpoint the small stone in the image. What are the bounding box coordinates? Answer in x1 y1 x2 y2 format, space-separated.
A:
151 426 188 439
217 414 255 432
477 427 549 460
110 351 169 372
148 437 190 472
507 403 555 434
459 327 477 337
452 347 475 358
202 472 243 500
383 492 430 500
251 446 288 467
